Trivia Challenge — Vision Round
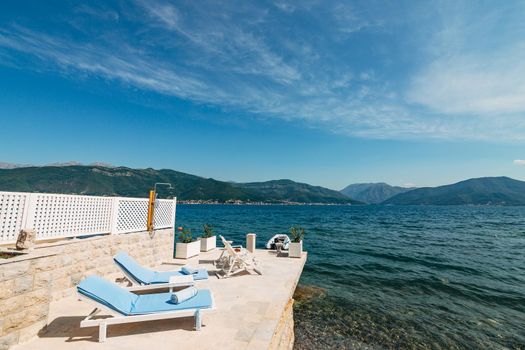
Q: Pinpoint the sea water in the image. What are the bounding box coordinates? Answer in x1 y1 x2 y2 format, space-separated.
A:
176 204 525 349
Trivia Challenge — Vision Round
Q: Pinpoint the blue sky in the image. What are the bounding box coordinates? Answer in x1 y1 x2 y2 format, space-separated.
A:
1 0 524 189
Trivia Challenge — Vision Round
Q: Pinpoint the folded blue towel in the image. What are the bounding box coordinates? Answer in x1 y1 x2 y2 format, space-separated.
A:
181 266 198 275
170 286 198 304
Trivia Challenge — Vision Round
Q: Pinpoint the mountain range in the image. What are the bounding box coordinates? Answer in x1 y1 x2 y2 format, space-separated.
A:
232 179 356 204
340 183 414 204
1 163 524 205
0 165 358 204
383 177 525 205
0 161 114 169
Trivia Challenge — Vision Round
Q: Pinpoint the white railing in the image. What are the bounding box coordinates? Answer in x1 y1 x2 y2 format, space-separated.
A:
0 192 29 244
0 191 177 244
113 198 149 234
153 199 177 230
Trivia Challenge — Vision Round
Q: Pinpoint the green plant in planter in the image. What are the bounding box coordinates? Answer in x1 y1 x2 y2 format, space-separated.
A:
290 226 305 243
202 224 214 238
177 226 194 243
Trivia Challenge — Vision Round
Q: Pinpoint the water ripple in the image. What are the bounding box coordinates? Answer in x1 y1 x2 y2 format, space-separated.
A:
177 204 525 349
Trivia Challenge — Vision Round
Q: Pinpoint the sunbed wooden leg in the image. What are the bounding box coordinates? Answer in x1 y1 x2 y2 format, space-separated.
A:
99 322 107 342
194 309 201 331
84 308 100 319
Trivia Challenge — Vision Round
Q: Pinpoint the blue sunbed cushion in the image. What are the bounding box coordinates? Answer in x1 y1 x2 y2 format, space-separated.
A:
181 266 198 275
114 251 209 284
131 290 213 314
77 275 138 316
170 286 198 304
191 269 209 281
113 252 155 285
150 269 208 284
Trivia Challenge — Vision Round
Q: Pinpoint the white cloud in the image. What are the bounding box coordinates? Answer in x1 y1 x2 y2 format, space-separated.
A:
514 160 525 166
0 27 209 98
273 1 295 13
1 1 525 142
407 49 525 115
74 4 120 22
146 2 180 30
134 1 300 85
407 2 525 117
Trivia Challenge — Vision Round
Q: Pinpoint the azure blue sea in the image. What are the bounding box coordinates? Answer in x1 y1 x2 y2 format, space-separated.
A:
176 204 525 349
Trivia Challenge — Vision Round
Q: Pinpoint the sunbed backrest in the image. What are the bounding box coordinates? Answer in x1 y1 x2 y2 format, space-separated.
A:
77 275 137 315
114 251 155 284
221 237 238 258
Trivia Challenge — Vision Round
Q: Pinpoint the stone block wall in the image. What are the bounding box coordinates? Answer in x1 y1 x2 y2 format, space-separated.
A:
0 229 174 349
269 298 295 350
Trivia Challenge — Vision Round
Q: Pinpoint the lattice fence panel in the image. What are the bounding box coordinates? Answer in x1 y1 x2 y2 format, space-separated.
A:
30 194 113 240
0 192 29 244
154 199 176 229
114 198 149 234
1 192 176 244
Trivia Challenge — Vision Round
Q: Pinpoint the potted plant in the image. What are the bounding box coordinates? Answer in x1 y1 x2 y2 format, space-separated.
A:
288 226 305 258
199 224 216 252
175 226 200 259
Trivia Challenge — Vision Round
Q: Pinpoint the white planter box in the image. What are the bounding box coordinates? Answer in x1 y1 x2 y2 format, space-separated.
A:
175 241 200 259
288 241 303 258
200 236 216 252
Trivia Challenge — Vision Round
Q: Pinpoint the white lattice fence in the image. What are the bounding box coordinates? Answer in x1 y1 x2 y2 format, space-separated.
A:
28 193 114 240
0 191 177 244
154 199 177 229
113 198 149 234
0 192 30 244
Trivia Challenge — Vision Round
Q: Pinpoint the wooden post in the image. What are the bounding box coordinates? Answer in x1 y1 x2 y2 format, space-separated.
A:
147 190 156 232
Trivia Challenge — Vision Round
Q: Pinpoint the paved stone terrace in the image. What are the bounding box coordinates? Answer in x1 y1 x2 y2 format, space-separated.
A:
12 248 307 350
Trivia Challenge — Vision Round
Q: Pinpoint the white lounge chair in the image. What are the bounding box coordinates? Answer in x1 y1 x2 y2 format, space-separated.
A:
216 235 262 278
113 251 208 291
214 237 242 268
77 275 215 342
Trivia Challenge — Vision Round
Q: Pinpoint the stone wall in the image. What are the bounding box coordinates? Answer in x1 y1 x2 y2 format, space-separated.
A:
0 229 174 350
269 298 295 350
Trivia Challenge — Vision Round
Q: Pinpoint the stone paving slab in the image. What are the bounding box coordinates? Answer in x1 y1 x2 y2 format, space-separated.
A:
12 249 306 350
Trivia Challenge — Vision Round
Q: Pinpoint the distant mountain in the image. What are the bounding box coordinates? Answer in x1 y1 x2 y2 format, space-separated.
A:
383 177 525 205
233 179 362 204
0 165 358 204
0 161 115 169
340 182 413 204
0 162 31 169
